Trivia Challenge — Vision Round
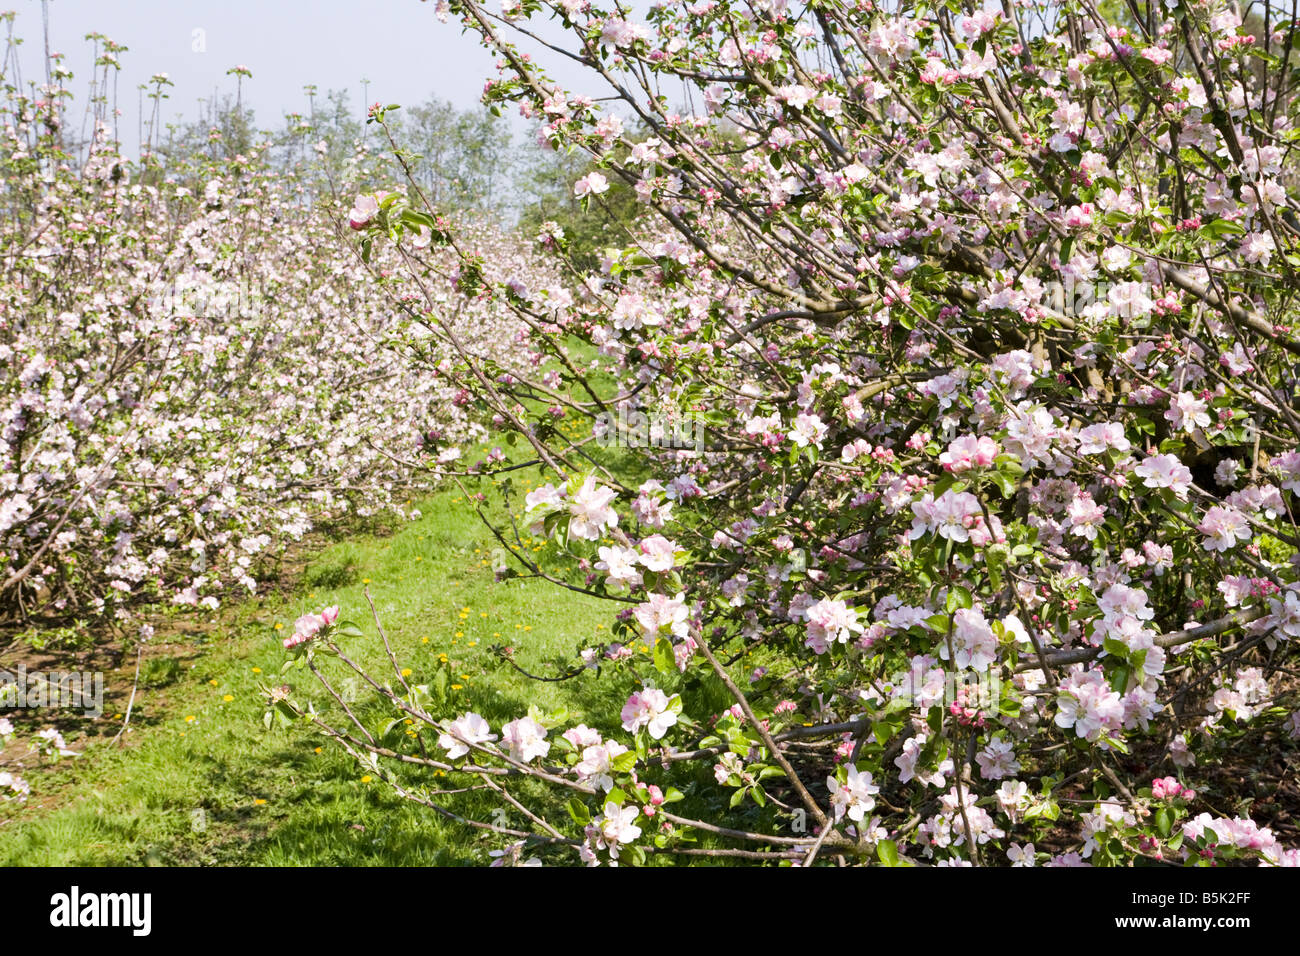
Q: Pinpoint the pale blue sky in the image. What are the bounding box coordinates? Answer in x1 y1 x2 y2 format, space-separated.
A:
10 0 596 150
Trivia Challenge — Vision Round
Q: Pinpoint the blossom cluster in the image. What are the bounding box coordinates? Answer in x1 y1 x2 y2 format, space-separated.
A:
295 0 1300 866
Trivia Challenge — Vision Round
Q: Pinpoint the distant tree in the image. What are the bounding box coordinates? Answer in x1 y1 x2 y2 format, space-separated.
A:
516 134 645 270
393 97 515 214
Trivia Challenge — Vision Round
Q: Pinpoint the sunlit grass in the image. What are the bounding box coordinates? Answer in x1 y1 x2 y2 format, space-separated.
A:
0 480 614 866
0 341 756 867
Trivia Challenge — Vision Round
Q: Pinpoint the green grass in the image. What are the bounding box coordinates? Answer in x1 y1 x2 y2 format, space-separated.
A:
0 358 775 867
0 480 616 866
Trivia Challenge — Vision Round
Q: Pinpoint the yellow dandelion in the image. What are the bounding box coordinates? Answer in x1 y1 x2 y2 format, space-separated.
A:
223 694 234 702
451 684 463 690
185 715 196 723
401 668 412 677
314 747 323 754
254 798 267 806
252 667 262 674
361 775 372 783
209 679 218 686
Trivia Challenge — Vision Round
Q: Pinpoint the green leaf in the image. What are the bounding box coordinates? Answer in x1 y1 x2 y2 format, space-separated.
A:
1155 807 1172 838
946 586 973 613
611 749 638 773
877 839 900 867
653 638 675 675
989 468 1018 499
1102 637 1130 659
986 550 1005 591
1108 664 1131 693
1204 217 1246 236
566 798 591 826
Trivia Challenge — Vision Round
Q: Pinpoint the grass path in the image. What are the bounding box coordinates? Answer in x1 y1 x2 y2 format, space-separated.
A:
0 484 614 866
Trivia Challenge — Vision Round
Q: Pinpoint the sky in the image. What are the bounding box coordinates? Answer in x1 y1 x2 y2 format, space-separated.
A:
8 0 597 153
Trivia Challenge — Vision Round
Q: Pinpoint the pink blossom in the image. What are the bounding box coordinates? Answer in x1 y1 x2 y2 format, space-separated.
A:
620 688 679 739
1198 505 1251 552
348 194 379 230
804 597 863 654
939 434 999 473
1134 453 1193 498
574 172 610 198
